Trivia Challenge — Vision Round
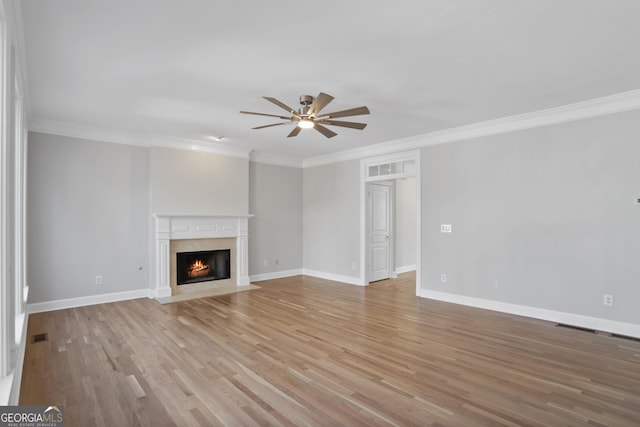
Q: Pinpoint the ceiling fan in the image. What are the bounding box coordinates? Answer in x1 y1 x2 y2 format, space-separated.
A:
240 92 369 138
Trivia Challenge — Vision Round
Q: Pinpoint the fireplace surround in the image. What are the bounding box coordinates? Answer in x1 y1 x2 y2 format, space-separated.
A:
152 214 252 298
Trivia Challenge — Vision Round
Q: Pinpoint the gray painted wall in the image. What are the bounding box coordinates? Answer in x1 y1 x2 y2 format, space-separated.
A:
420 109 640 324
395 177 416 270
27 132 149 303
303 160 360 278
249 162 302 275
26 106 640 330
150 147 249 214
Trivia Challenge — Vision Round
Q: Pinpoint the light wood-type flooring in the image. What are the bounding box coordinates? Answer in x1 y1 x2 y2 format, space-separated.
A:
20 273 640 426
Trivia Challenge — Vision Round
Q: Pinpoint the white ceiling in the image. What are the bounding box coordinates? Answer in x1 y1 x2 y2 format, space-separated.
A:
20 1 640 162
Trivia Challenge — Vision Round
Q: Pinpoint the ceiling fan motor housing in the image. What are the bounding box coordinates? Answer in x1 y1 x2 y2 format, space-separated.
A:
299 95 314 115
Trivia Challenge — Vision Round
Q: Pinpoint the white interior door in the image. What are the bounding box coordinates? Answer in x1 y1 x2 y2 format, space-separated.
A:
368 183 391 282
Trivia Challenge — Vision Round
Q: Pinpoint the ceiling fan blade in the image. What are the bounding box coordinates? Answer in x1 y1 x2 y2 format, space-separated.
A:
319 119 367 130
287 127 302 138
263 97 300 117
319 106 370 119
252 122 289 130
314 124 338 138
307 92 334 116
240 111 292 120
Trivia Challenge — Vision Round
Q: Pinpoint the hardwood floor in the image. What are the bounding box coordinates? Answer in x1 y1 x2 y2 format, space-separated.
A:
21 273 640 426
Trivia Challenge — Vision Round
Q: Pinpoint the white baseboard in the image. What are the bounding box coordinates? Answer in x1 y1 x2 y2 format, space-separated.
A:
302 269 365 286
419 289 640 338
396 264 417 274
150 287 172 299
27 288 151 314
250 269 303 283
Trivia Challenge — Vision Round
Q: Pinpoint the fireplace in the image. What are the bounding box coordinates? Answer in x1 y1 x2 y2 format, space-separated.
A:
169 237 236 294
176 249 230 285
152 214 252 298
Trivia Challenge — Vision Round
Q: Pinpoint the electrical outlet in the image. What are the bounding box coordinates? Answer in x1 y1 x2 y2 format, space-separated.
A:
351 262 356 270
440 274 447 283
263 259 268 266
441 224 452 233
603 294 613 306
494 281 500 290
95 275 102 285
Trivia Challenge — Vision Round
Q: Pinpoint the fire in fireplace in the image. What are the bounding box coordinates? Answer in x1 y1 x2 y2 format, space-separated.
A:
176 249 230 285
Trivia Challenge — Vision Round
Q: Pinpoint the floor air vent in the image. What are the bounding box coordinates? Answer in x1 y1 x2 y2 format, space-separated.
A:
555 323 597 334
31 333 48 343
555 325 640 342
609 333 640 342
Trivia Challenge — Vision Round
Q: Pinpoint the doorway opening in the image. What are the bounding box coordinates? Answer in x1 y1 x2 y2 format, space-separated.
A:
360 150 421 295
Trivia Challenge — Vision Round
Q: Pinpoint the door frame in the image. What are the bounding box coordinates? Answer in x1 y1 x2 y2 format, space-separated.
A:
360 150 421 295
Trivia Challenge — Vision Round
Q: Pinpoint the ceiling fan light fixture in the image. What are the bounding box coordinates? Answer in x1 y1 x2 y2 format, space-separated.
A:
240 92 369 138
298 119 315 129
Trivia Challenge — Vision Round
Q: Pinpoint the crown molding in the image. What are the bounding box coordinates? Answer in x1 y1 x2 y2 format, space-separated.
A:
250 151 303 168
29 119 253 159
30 119 149 146
150 135 252 159
303 88 640 168
28 89 640 168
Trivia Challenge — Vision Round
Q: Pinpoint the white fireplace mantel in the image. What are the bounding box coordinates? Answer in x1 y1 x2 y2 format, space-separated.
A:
152 214 253 298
